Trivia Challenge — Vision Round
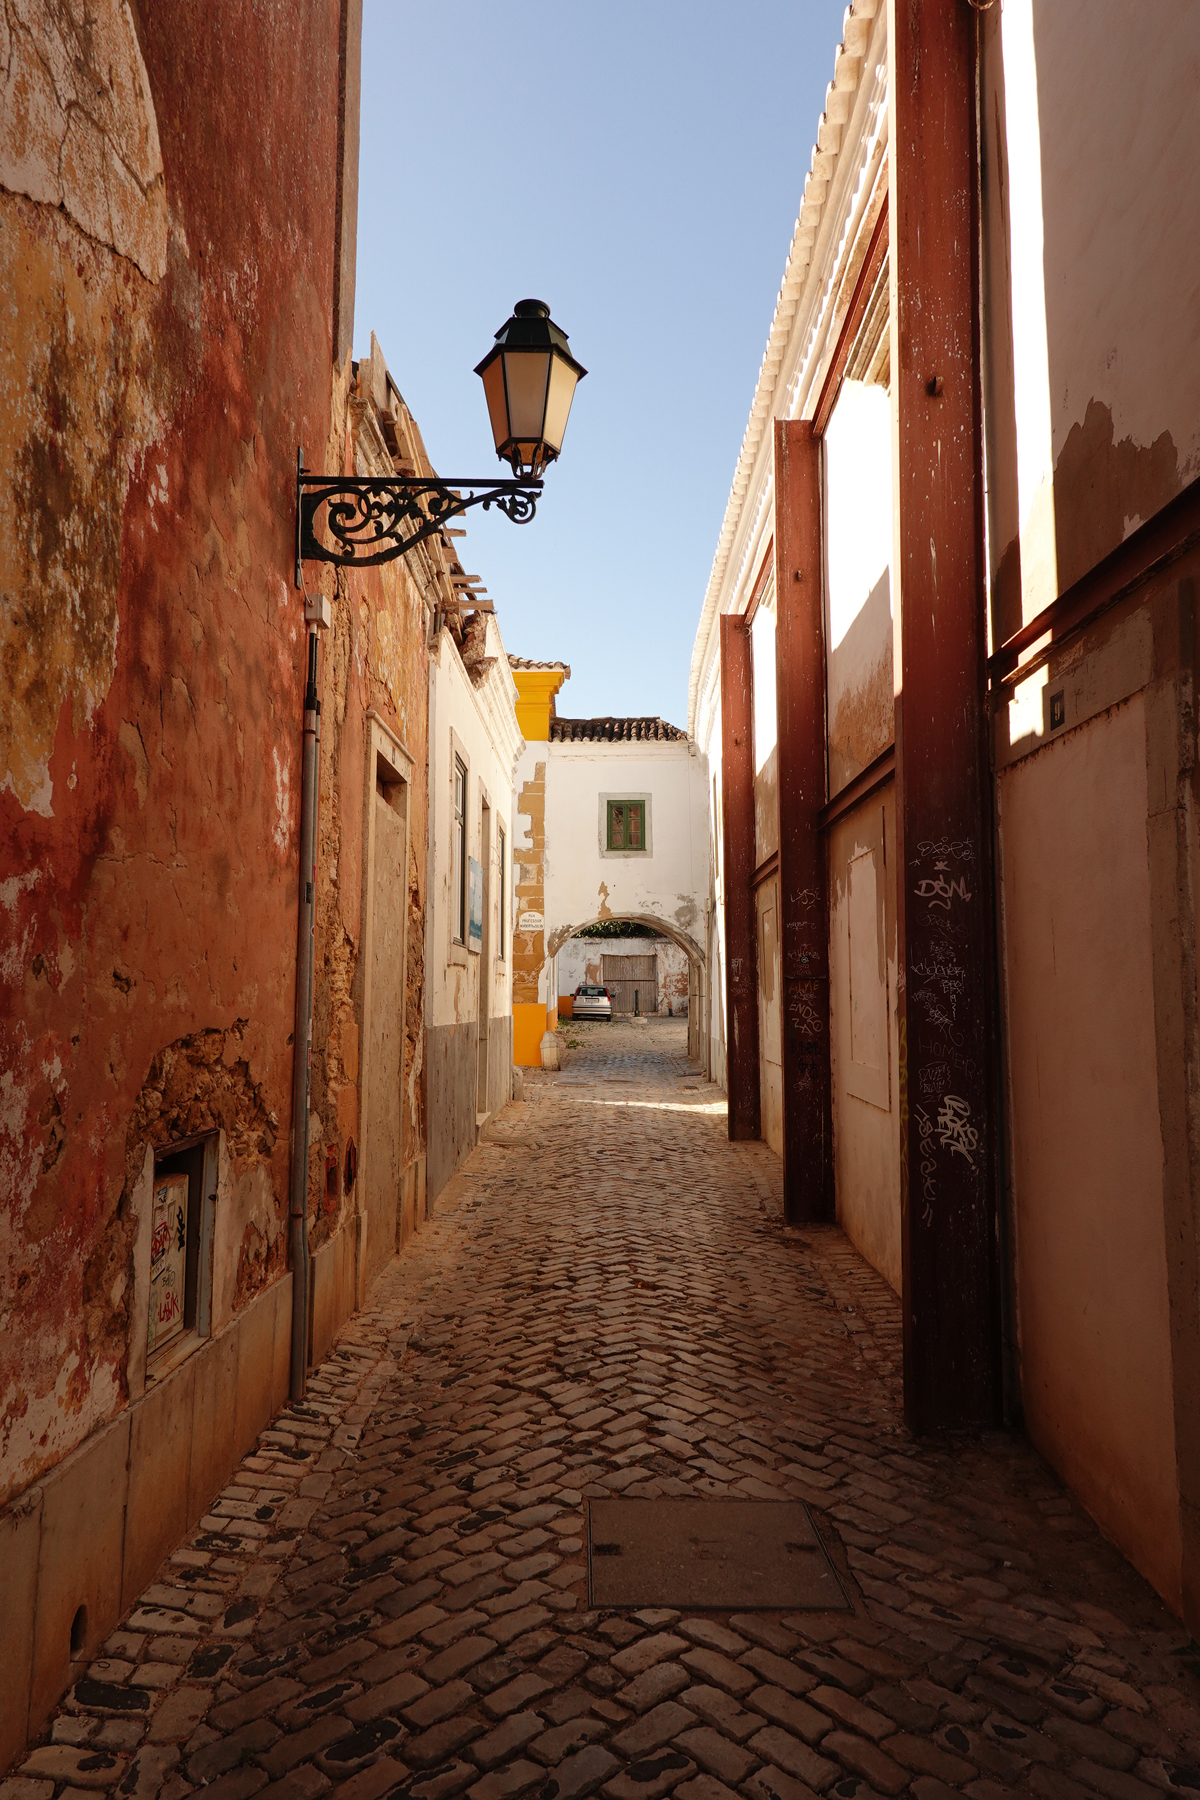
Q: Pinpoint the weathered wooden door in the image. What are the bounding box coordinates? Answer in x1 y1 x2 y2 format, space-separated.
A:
601 953 658 1014
363 774 406 1291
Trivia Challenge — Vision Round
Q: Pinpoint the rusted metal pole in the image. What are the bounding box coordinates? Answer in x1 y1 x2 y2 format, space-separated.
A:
289 627 321 1403
774 420 834 1224
892 0 1000 1429
720 614 761 1141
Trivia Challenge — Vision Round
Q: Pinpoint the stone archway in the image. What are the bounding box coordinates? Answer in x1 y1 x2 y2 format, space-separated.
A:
547 913 706 1060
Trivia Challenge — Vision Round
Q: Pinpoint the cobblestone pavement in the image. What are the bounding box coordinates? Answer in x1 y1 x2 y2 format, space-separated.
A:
11 1020 1200 1800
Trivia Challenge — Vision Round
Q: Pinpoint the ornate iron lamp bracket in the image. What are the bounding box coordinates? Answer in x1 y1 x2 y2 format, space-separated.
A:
295 454 542 586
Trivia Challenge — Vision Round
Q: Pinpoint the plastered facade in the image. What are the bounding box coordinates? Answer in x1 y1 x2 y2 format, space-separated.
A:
688 0 1200 1627
557 933 692 1015
691 1 896 1259
425 615 520 1206
511 673 710 1066
0 2 438 1763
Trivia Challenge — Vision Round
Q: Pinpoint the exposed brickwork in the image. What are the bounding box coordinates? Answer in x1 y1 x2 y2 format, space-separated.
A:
12 1020 1200 1800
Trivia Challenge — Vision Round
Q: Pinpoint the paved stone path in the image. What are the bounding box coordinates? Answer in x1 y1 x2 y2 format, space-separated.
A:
10 1019 1200 1800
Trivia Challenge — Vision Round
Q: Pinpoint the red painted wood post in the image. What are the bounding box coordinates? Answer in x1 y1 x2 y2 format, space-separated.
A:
774 420 834 1223
892 0 1001 1429
720 613 761 1141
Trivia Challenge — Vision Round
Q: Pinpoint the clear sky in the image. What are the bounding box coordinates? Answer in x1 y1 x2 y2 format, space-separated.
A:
354 3 849 729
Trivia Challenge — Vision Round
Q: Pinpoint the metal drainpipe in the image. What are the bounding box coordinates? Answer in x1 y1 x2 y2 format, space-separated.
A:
289 625 322 1402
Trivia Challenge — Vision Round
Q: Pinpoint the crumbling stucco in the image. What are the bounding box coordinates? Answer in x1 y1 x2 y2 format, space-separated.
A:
308 359 430 1261
0 0 347 1517
0 0 169 282
0 202 184 816
0 1018 280 1508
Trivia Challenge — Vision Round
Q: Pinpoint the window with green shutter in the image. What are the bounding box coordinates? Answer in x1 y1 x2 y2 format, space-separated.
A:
607 799 646 852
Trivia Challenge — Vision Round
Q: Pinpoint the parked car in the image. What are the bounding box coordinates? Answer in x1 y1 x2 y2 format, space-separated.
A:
572 984 612 1021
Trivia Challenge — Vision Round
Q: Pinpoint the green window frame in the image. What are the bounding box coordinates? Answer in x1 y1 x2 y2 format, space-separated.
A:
606 799 646 852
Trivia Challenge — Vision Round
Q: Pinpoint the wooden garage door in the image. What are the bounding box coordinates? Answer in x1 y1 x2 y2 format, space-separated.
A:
602 954 658 1015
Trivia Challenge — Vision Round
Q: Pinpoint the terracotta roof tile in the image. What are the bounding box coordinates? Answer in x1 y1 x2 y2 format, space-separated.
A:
509 656 571 673
550 716 688 744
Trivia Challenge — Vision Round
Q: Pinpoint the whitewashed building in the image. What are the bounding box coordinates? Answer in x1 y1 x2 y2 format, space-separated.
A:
509 662 709 1066
425 611 522 1205
557 931 692 1019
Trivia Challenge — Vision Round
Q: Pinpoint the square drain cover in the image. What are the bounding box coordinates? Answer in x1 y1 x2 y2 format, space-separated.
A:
588 1498 851 1610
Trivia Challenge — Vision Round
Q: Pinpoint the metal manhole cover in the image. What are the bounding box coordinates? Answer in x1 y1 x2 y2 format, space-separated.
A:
588 1499 850 1610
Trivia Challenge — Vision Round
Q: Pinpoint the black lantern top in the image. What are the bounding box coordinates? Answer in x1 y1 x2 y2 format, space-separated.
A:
475 299 587 480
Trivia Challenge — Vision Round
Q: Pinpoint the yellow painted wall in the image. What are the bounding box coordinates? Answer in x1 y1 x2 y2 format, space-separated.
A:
513 1002 548 1067
512 668 566 742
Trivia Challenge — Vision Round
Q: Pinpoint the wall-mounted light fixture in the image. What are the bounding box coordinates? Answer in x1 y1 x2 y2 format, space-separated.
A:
295 299 585 582
287 300 583 1401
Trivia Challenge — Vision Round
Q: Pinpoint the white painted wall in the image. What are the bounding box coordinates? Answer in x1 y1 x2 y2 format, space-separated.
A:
426 619 522 1035
540 738 710 961
983 0 1200 624
824 379 893 794
558 934 691 1012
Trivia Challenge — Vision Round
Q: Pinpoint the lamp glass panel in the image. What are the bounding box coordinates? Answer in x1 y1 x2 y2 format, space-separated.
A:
479 357 509 454
503 349 552 441
542 353 580 453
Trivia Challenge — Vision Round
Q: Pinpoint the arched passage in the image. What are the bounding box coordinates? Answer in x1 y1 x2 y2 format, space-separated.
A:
543 913 706 1063
547 913 704 965
513 905 708 1068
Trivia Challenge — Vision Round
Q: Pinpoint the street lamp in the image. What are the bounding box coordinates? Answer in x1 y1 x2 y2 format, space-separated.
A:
475 299 587 480
295 298 585 581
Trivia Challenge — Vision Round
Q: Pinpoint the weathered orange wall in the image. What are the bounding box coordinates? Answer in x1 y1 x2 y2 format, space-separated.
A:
0 0 344 1505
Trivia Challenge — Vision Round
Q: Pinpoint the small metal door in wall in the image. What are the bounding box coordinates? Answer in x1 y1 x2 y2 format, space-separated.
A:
149 1170 189 1353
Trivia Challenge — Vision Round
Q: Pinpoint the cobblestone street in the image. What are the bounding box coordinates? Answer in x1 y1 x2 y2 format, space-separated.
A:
11 1021 1200 1800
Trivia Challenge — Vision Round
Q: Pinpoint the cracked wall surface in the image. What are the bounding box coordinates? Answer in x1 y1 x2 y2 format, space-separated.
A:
307 363 430 1261
0 0 345 1506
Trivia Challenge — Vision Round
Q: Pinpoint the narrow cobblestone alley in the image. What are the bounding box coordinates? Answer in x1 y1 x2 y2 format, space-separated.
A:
13 1023 1200 1800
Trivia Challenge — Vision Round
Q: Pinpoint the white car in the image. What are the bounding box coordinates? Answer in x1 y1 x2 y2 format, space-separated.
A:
572 984 612 1021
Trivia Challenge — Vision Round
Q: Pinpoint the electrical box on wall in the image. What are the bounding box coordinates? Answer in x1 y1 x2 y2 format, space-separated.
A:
304 589 332 630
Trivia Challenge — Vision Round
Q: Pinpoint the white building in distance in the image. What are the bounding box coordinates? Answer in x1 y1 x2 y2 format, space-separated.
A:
508 661 709 1066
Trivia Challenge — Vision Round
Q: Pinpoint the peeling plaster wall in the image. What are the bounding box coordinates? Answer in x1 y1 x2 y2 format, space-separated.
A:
426 621 519 1203
557 934 692 1011
0 0 344 1507
539 740 709 963
980 1 1200 1627
308 369 431 1278
685 0 1200 1636
981 0 1200 636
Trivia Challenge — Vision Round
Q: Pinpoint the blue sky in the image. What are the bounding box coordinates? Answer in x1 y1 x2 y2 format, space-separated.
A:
354 3 848 728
